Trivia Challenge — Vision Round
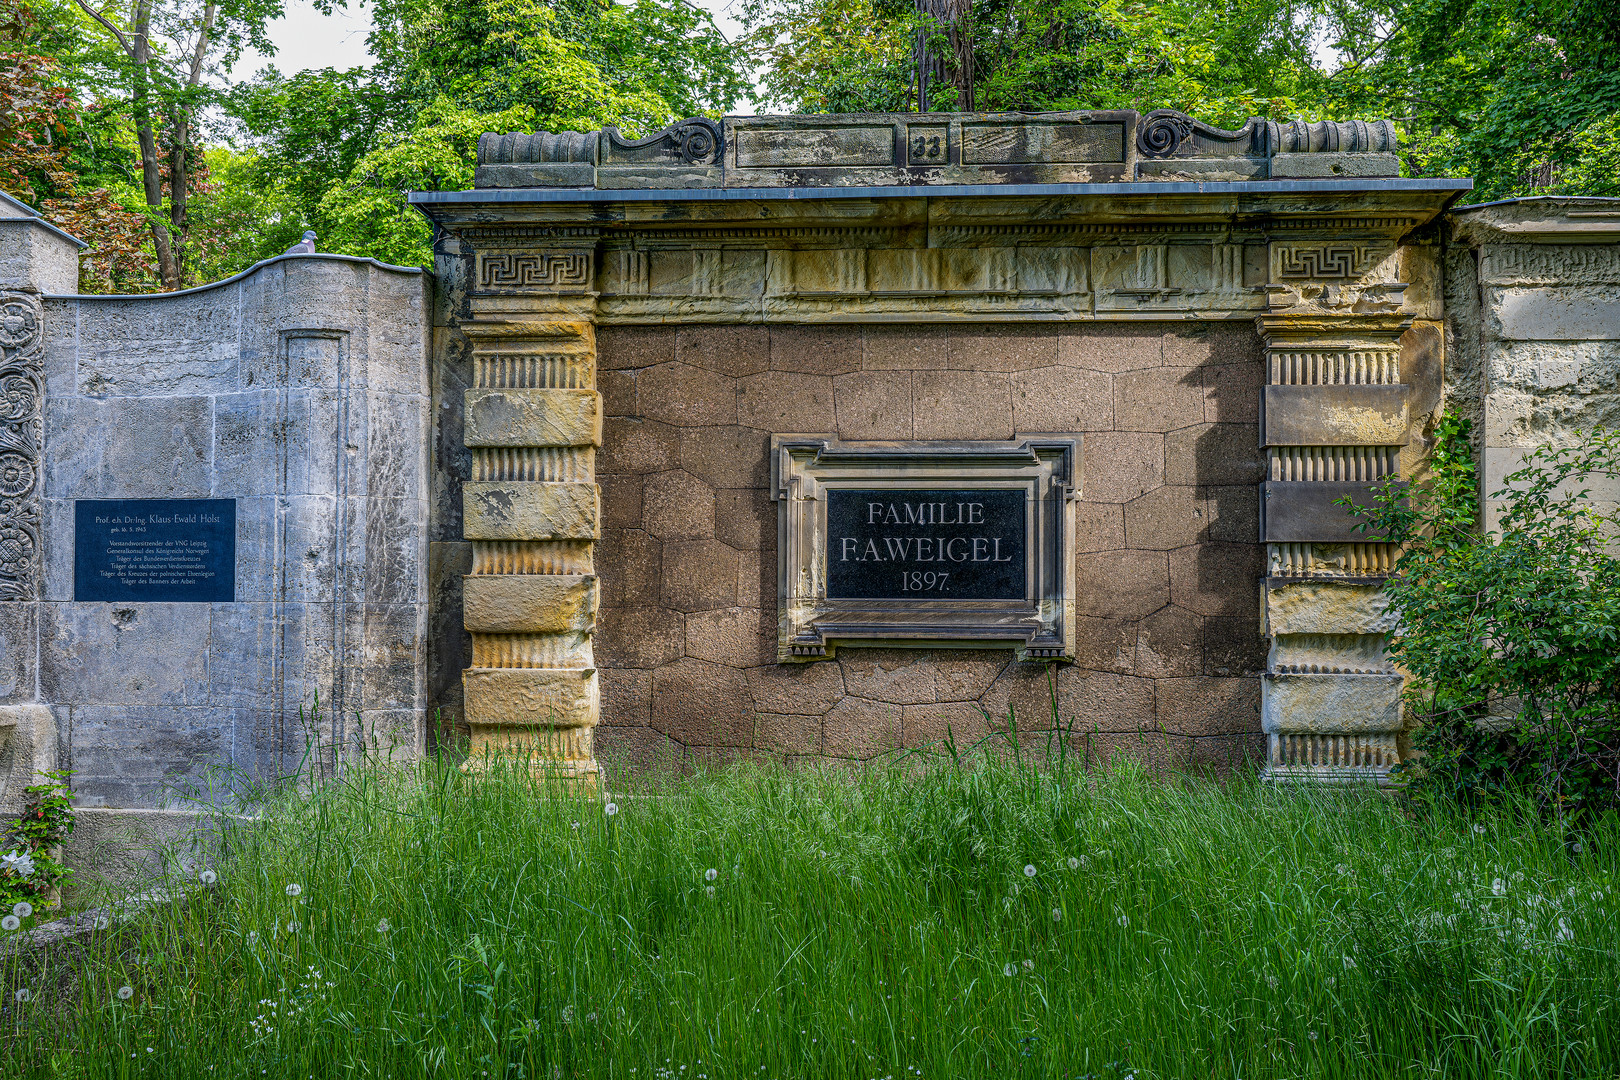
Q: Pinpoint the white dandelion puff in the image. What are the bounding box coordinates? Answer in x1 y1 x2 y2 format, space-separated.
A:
1 915 19 932
1473 824 1486 834
605 802 619 817
1022 959 1034 971
13 988 30 1003
705 868 718 881
1572 840 1585 854
117 986 134 1001
1117 915 1130 928
377 919 390 933
1023 864 1037 878
1002 963 1016 977
199 870 217 885
1052 908 1062 922
561 1005 575 1023
1067 857 1080 870
1492 878 1506 896
285 883 302 897
705 886 715 898
12 901 32 919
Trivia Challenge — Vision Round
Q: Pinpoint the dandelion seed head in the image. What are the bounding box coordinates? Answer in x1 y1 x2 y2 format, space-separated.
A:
1473 823 1486 834
1022 959 1034 971
0 915 18 931
561 1005 575 1023
285 883 302 897
605 802 619 817
705 868 718 881
11 901 32 919
1023 864 1037 878
13 988 29 1002
199 870 217 885
117 985 133 1000
1117 915 1129 928
1052 908 1062 922
1492 878 1506 896
1067 857 1079 870
377 919 390 933
705 885 715 898
1002 964 1016 977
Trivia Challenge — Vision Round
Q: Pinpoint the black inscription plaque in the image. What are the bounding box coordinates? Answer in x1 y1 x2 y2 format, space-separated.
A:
74 499 236 602
826 488 1026 600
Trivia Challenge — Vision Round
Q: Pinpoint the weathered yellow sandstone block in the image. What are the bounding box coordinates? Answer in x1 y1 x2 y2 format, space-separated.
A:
464 575 599 633
1261 673 1404 734
464 667 598 728
463 482 599 540
464 388 602 448
1262 580 1396 637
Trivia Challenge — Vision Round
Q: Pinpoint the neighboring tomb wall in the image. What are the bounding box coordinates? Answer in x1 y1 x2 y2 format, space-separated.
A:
1447 199 1620 529
4 253 431 809
590 322 1269 769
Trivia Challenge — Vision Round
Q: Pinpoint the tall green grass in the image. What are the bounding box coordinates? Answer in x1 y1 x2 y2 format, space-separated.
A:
4 748 1619 1079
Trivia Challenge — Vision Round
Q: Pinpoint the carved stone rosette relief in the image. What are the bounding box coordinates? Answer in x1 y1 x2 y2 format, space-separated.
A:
0 293 44 601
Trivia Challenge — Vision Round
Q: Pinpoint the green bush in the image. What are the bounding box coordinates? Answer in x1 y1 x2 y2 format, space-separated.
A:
1 770 74 911
1353 416 1620 817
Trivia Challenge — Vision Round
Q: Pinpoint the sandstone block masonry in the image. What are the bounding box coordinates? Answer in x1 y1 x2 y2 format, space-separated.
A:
413 108 1475 783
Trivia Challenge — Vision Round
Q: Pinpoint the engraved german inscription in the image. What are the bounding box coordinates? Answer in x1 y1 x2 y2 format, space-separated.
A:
74 499 236 603
826 488 1026 600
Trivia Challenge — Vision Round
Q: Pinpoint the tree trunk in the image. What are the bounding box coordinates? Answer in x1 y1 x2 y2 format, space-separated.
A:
914 0 974 112
129 0 179 289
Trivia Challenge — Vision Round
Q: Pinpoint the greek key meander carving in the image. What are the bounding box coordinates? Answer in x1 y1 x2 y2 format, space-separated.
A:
0 292 44 601
479 252 592 289
1275 245 1373 279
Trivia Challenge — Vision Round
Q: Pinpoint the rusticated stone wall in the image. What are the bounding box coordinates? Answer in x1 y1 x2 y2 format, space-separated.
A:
590 322 1269 768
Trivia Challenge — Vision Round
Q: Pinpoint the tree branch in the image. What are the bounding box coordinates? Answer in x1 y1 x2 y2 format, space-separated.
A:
72 0 134 56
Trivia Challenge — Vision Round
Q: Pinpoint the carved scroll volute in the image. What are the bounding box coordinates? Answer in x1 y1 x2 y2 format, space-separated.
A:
0 292 43 601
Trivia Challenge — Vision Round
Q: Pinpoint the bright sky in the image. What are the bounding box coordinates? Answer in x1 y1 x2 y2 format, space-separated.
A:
229 0 749 80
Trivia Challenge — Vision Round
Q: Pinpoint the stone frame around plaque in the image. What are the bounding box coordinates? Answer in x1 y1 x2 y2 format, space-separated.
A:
772 436 1080 662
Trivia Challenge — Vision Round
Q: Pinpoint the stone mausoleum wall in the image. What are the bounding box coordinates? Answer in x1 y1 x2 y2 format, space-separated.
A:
0 217 430 813
591 322 1269 766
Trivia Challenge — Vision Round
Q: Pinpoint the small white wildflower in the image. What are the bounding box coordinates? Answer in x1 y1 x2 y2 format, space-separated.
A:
1023 864 1037 878
1492 878 1506 896
285 884 302 898
12 901 32 919
1266 975 1278 990
1117 915 1129 928
561 1005 575 1023
705 886 715 898
705 868 718 882
1342 955 1357 969
1002 963 1016 977
199 870 217 885
605 802 619 817
1052 908 1062 922
1 850 34 878
286 921 300 933
1 915 19 932
117 986 134 1000
1067 857 1080 870
1022 959 1034 971
14 988 30 1003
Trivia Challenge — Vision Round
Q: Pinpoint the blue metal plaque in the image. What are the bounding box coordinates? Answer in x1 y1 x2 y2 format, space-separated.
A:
74 499 236 603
